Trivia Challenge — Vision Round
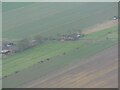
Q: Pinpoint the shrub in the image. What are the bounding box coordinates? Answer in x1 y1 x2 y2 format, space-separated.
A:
63 52 66 55
47 58 50 61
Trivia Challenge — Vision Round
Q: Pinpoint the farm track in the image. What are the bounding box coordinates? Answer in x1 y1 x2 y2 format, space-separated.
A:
25 44 118 88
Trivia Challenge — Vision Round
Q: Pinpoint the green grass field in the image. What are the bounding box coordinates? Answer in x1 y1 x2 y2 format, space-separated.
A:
2 26 118 87
2 2 118 88
3 2 117 40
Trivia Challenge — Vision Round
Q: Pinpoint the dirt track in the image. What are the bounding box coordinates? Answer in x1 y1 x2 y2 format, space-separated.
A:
24 44 118 88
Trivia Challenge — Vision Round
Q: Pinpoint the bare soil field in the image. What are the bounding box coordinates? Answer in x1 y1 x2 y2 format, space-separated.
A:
24 44 118 88
83 20 118 34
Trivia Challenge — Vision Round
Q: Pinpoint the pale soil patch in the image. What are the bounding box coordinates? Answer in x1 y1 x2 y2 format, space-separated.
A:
83 20 118 34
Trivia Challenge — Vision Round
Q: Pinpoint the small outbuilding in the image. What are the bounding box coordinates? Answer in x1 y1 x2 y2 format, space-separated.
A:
113 16 118 20
1 50 10 55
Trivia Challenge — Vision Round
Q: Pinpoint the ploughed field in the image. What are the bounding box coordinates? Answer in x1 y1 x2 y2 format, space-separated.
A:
2 2 118 88
2 25 118 88
24 44 118 88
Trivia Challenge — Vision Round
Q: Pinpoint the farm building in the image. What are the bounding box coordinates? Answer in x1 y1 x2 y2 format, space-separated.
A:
0 49 10 55
1 42 15 55
113 16 118 20
3 43 14 47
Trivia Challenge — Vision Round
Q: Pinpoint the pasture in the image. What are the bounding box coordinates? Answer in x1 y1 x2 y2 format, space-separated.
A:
3 2 117 40
25 45 118 88
2 2 118 88
3 26 118 88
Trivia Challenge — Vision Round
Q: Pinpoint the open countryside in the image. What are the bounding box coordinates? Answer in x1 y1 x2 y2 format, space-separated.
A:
2 2 118 88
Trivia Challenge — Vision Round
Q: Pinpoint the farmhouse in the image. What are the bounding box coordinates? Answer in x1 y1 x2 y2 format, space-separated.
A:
1 42 14 55
4 43 14 47
1 49 10 55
